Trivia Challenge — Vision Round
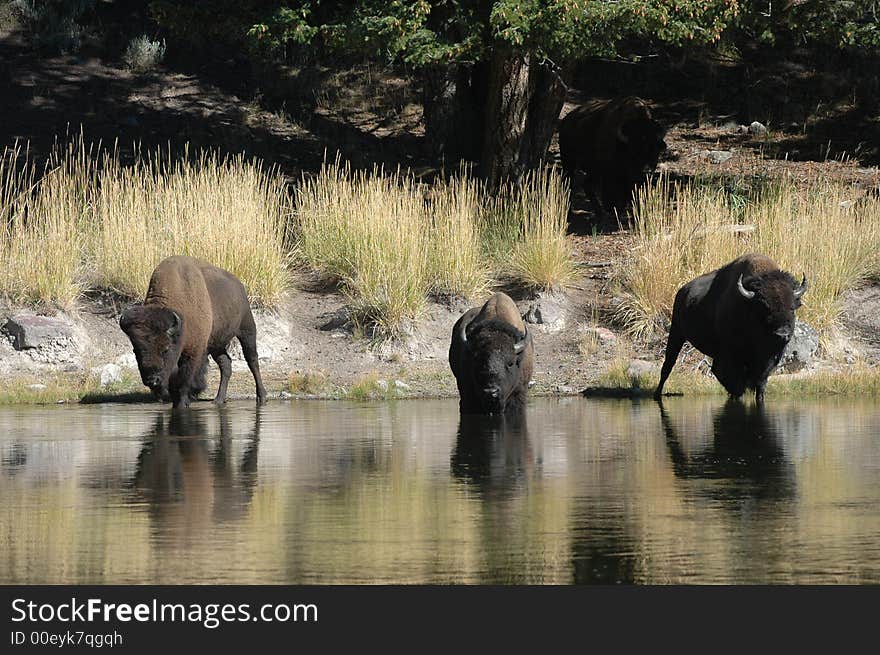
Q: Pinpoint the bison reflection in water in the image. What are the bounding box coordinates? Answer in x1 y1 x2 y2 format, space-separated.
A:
659 399 795 504
131 407 261 533
655 253 808 403
451 411 536 494
558 96 667 214
449 292 534 415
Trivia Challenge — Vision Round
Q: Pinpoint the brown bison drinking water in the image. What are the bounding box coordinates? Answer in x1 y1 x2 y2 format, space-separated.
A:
559 96 667 212
449 292 534 414
120 255 267 408
654 254 808 403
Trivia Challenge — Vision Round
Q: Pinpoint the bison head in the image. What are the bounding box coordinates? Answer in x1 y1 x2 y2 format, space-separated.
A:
617 107 667 174
460 320 530 414
120 305 184 399
736 270 808 346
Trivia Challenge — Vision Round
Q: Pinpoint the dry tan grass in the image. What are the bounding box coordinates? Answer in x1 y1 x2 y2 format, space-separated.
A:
88 147 291 305
0 140 292 307
294 161 575 336
0 141 92 306
616 176 880 344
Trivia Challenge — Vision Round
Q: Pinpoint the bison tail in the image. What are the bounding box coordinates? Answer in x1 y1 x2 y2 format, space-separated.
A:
189 356 209 400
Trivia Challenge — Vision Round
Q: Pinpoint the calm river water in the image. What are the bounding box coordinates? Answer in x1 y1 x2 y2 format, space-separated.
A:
1 397 879 584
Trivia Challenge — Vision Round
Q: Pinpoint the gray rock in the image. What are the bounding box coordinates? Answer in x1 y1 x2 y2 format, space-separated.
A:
92 363 123 388
778 320 820 373
280 391 293 400
393 380 411 391
578 326 617 344
4 314 75 350
523 293 567 331
627 359 658 379
375 379 389 392
707 150 733 164
555 384 575 394
27 383 47 391
115 352 137 369
748 121 768 136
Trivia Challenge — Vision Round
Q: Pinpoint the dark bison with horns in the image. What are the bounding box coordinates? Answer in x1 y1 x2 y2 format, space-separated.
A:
120 255 267 408
449 292 534 414
654 254 808 403
558 96 667 212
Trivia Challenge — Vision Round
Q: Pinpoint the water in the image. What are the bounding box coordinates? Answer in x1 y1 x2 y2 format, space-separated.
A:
1 397 879 584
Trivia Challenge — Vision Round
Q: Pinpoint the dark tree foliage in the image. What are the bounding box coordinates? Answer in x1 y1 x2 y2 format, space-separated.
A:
143 1 879 180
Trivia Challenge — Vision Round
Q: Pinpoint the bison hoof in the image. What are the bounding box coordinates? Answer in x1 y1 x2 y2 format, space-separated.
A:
213 396 227 406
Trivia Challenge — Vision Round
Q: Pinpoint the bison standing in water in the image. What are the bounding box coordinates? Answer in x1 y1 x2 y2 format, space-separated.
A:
120 255 267 408
558 96 667 213
654 254 808 403
449 292 534 414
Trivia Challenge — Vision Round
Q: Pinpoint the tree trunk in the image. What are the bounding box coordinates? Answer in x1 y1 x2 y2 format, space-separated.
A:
481 49 532 186
422 63 486 164
481 48 569 186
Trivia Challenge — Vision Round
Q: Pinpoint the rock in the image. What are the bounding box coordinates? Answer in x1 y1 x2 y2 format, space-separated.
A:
627 359 658 379
26 383 47 391
393 380 411 391
91 363 123 387
375 379 389 392
778 320 820 373
280 391 293 400
115 352 138 369
578 326 617 344
3 314 75 350
555 384 575 394
320 307 352 332
707 150 733 164
258 343 274 362
523 293 567 331
748 121 768 136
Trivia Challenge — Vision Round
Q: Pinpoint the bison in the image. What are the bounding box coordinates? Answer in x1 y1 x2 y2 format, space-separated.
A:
120 255 267 408
654 254 808 403
449 292 534 414
558 96 667 213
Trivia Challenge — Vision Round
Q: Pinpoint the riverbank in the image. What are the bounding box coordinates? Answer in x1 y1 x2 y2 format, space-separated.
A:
3 270 879 405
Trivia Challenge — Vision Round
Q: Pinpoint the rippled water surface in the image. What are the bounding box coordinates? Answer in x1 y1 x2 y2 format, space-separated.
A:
2 397 879 584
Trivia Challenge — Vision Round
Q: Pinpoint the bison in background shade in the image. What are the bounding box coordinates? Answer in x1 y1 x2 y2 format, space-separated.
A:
120 255 267 408
450 292 534 414
654 254 808 403
558 96 667 213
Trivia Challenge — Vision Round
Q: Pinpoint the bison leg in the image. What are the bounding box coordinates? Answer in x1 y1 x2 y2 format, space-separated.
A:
711 357 747 399
211 350 232 405
654 326 685 401
238 330 267 404
170 354 200 409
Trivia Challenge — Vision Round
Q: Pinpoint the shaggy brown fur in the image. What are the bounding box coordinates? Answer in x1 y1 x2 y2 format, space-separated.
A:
559 96 666 212
449 292 535 414
120 255 266 408
655 253 808 403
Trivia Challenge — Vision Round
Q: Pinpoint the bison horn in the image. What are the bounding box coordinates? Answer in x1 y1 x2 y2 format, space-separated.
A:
794 274 808 298
513 329 528 354
167 310 182 339
616 124 629 144
737 274 756 300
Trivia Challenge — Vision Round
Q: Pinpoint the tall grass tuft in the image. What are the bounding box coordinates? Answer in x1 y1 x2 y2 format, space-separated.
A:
0 141 92 306
295 161 432 336
294 161 575 336
88 147 291 306
616 176 880 343
1 140 290 307
426 174 490 300
485 168 576 291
